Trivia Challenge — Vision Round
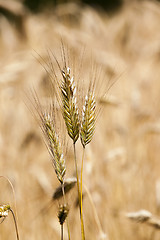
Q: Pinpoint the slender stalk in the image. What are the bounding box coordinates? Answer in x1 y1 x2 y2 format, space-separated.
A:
66 215 71 240
73 143 80 203
80 147 85 233
61 183 71 240
10 208 20 240
83 184 107 239
73 143 85 240
61 224 63 240
61 183 65 240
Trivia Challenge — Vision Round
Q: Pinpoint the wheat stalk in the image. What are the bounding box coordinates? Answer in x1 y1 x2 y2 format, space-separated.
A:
60 64 85 239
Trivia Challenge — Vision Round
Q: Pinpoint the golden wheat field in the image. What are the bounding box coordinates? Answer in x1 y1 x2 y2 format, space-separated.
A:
1 0 160 239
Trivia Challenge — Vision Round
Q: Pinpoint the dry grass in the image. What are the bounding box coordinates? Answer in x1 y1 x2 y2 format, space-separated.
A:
1 0 160 239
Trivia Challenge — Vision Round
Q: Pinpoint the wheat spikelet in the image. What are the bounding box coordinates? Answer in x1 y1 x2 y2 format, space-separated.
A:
43 113 66 183
58 204 69 225
61 67 79 144
80 92 96 147
0 204 10 218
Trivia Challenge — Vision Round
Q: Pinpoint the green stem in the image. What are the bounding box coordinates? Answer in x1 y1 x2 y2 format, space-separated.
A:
73 143 85 240
10 208 20 240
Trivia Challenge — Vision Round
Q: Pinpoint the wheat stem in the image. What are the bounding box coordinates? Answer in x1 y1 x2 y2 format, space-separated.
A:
80 147 85 237
66 215 71 240
61 183 71 240
10 208 20 240
61 224 63 240
73 143 85 240
83 184 107 239
73 143 80 206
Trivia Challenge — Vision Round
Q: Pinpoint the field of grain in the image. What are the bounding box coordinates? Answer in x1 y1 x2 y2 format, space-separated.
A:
1 0 160 239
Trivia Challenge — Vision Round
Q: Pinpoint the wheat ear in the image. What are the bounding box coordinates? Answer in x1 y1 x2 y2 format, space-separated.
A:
58 203 69 240
43 113 66 184
80 92 96 147
61 67 79 143
0 204 10 219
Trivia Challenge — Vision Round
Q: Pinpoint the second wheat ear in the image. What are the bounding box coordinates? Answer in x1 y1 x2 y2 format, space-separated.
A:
80 92 96 148
43 113 66 184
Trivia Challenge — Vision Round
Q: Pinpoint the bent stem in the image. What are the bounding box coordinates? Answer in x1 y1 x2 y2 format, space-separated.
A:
73 143 85 240
10 208 20 240
83 184 107 240
0 176 19 226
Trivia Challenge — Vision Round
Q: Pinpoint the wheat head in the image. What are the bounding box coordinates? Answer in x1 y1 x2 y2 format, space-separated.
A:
58 204 69 225
43 113 66 184
80 92 96 147
0 204 10 218
61 67 79 144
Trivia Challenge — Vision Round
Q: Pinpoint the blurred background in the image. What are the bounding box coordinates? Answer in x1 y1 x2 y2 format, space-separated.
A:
23 0 123 12
1 0 160 239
